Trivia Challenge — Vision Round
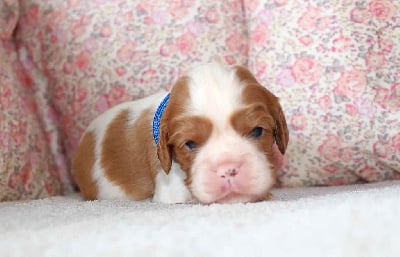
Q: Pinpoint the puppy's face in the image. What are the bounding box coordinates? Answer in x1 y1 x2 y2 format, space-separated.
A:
157 65 289 204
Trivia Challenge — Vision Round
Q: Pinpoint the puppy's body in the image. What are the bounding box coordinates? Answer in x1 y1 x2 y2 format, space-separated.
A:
73 63 289 204
73 92 191 203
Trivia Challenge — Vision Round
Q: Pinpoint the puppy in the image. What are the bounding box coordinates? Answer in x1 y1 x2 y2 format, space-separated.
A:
72 63 289 204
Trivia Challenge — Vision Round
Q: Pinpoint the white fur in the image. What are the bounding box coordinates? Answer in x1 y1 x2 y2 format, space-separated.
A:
187 63 244 124
152 161 193 204
190 127 274 203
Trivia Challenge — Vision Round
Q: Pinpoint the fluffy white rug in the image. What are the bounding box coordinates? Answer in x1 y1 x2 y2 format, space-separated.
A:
1 181 399 257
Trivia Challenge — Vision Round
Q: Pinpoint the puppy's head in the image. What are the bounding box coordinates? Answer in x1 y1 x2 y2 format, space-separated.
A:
157 64 289 204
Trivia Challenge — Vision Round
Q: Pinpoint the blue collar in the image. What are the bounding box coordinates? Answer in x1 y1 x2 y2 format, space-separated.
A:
153 93 170 145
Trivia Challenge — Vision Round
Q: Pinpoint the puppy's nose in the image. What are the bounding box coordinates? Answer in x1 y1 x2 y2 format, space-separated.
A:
215 163 241 178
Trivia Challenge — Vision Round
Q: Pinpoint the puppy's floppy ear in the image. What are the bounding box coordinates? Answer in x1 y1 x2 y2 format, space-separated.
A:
235 65 289 154
252 85 289 155
157 122 172 174
257 86 289 155
156 76 190 174
272 101 289 155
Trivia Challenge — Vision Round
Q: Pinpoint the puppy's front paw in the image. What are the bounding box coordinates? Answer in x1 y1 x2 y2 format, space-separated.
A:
153 168 193 204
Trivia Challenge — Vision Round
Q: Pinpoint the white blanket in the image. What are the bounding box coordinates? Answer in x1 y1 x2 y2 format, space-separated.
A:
1 181 399 257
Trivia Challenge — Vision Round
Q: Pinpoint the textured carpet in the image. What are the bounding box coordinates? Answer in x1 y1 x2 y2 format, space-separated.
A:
1 181 399 257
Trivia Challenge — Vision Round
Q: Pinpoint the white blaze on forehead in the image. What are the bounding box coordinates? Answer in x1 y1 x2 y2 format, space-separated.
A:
186 63 244 125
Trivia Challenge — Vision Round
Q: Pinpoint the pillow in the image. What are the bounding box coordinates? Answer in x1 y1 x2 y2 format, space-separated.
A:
0 0 19 40
246 0 400 186
0 40 62 201
16 0 399 189
15 0 248 184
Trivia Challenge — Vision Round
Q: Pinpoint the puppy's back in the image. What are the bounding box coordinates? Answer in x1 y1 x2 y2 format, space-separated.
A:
72 92 166 200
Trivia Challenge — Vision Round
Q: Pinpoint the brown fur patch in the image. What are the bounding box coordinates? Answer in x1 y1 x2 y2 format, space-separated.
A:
168 115 213 183
232 65 289 193
235 66 289 155
230 104 275 165
156 76 213 183
157 77 190 173
72 132 98 200
101 108 159 200
235 65 260 86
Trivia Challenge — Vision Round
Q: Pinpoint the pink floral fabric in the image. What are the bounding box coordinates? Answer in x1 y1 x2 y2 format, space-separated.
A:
2 0 398 199
0 20 62 200
0 0 19 40
247 0 400 186
15 0 248 190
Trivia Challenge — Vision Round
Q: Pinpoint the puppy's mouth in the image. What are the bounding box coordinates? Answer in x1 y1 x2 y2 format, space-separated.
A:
196 183 269 204
215 192 253 204
201 192 267 204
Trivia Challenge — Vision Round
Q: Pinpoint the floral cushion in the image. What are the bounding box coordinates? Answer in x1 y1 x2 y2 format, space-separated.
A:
15 0 248 190
247 0 400 185
1 1 63 201
0 0 18 40
10 0 400 194
0 41 61 200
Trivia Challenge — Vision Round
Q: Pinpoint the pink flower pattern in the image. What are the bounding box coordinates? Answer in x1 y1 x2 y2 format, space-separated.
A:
1 0 399 200
1 40 61 199
246 0 400 186
369 0 397 21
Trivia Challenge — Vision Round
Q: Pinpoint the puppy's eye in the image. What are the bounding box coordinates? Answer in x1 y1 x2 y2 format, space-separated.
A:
184 140 197 151
250 127 264 138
